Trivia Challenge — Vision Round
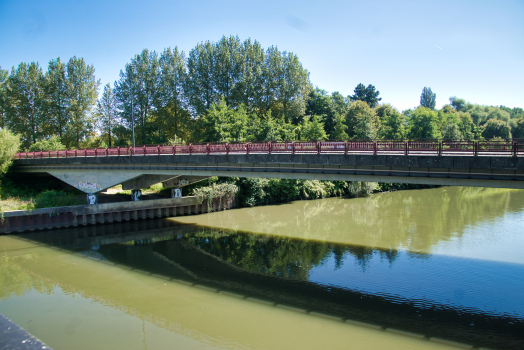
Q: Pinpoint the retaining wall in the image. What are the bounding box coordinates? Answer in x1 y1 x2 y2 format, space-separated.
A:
0 196 235 234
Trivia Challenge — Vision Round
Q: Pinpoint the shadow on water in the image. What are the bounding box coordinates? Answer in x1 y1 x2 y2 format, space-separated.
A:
13 218 524 350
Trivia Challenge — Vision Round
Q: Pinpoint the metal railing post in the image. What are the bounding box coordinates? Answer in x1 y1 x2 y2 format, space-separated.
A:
292 142 295 154
157 145 160 155
513 141 517 157
373 141 377 155
317 141 320 154
226 142 230 155
268 141 272 154
344 141 348 155
207 143 210 155
438 141 442 156
189 143 192 155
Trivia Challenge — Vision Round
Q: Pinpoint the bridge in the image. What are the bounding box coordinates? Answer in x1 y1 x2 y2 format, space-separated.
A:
12 140 524 203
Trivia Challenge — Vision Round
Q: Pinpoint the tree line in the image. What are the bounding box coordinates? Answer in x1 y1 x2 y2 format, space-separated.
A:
1 35 523 151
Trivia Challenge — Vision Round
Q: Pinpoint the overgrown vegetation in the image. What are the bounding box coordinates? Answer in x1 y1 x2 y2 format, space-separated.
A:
34 190 83 209
0 174 83 212
190 178 380 208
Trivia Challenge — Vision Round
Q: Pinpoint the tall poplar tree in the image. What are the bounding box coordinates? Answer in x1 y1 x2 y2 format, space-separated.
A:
7 62 46 147
114 50 161 144
185 41 216 116
420 87 436 110
64 57 99 148
154 47 191 142
0 67 8 129
95 83 118 147
44 58 69 138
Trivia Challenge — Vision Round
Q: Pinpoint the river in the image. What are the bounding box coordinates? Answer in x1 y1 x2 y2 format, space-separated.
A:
1 186 523 349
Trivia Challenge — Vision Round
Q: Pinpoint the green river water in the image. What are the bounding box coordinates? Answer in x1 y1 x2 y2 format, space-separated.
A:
1 186 523 349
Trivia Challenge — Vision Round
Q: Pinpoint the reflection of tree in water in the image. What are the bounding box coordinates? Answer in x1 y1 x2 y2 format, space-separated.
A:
0 254 54 300
186 229 416 280
226 187 523 253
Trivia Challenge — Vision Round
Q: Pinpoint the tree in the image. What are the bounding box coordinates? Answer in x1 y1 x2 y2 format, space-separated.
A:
420 87 436 110
330 113 348 139
115 50 162 145
350 84 382 108
154 47 191 143
512 118 524 139
407 107 440 139
377 105 406 139
345 100 380 139
481 119 511 139
95 83 118 147
6 62 46 147
64 57 99 148
28 135 66 151
300 115 327 141
186 37 311 122
0 67 8 129
44 58 69 138
306 89 349 137
0 128 20 176
449 96 466 112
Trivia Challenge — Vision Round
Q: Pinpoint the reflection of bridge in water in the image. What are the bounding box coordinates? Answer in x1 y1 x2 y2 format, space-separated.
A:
12 140 524 202
18 218 524 350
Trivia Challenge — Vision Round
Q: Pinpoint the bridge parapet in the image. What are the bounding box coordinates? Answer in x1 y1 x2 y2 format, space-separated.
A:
13 139 524 160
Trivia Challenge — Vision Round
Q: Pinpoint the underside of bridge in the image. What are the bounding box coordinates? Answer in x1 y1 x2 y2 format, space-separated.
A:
12 153 524 203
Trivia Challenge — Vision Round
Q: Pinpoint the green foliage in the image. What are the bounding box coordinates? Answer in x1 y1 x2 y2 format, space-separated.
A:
95 83 118 147
34 190 83 209
350 83 382 108
481 119 511 139
300 115 328 141
376 104 406 139
0 128 21 176
420 87 436 110
407 107 441 139
305 88 349 137
6 62 46 147
330 113 349 139
185 36 311 123
449 96 466 112
346 100 380 139
512 118 524 139
27 135 66 152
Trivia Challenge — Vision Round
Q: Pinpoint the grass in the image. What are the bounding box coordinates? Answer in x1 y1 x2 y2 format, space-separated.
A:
0 197 35 212
105 183 169 196
0 175 84 212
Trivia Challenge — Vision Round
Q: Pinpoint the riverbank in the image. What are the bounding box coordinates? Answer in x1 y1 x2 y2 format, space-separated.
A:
0 195 236 234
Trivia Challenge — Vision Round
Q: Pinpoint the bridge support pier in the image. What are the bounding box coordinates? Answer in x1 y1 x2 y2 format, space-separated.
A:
171 188 182 198
131 190 142 201
87 194 98 205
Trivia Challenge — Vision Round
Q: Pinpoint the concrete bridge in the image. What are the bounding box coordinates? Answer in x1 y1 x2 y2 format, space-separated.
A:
12 147 524 203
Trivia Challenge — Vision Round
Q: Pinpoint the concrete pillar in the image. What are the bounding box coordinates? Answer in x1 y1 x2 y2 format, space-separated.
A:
131 189 142 201
87 194 98 205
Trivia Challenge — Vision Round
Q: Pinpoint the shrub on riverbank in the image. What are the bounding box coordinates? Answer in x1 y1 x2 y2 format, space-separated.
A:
0 129 21 176
190 178 378 208
34 190 84 209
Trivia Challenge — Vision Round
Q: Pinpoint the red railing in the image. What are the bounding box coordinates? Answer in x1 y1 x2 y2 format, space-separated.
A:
13 139 524 159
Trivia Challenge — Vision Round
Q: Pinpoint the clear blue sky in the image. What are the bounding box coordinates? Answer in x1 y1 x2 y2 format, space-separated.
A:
1 0 523 111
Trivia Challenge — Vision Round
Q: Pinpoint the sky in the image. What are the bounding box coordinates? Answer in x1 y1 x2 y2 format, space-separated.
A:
0 0 523 112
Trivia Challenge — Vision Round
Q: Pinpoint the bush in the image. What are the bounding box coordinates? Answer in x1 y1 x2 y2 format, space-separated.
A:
34 190 83 209
28 135 66 152
0 129 21 176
